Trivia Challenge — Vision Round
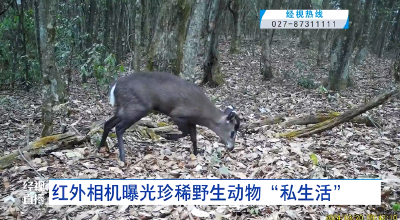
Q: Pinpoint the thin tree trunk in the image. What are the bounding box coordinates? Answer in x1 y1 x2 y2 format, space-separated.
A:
228 0 240 54
113 1 120 57
371 0 383 53
134 0 141 71
377 0 395 58
10 37 17 91
317 0 330 66
299 0 312 47
103 0 111 57
390 9 400 47
34 0 42 77
392 48 400 82
354 0 373 65
17 0 30 91
140 0 148 47
87 0 96 49
147 0 158 54
116 1 124 65
260 0 280 81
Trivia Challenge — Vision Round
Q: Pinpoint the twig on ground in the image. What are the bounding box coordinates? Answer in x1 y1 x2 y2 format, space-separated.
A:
18 119 45 180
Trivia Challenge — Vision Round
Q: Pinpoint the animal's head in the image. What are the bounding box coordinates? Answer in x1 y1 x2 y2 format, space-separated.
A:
215 105 240 151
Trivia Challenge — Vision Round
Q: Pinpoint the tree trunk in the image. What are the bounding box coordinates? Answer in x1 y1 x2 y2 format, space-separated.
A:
228 0 240 54
202 0 226 87
377 0 395 58
116 1 124 65
328 0 360 91
147 0 192 75
371 0 383 54
181 0 207 82
103 0 111 57
112 1 119 58
260 0 280 81
17 0 30 91
316 0 330 66
147 0 158 54
392 48 400 82
87 0 96 49
134 0 142 72
175 0 192 76
39 0 62 137
354 0 373 65
353 1 364 49
140 0 149 48
390 8 400 48
298 0 312 48
200 1 212 55
10 37 17 91
34 0 42 77
80 0 88 83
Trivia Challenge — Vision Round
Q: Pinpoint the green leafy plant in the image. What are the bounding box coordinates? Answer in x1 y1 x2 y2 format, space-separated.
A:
297 77 316 89
319 85 328 94
80 43 122 96
209 148 222 166
218 167 230 175
392 202 400 211
248 206 259 216
310 153 319 166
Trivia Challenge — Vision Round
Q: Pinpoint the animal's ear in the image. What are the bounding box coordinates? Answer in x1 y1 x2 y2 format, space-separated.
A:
227 112 235 121
224 105 235 115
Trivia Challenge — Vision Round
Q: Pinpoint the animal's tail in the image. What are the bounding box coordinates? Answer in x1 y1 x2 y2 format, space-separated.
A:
109 82 117 106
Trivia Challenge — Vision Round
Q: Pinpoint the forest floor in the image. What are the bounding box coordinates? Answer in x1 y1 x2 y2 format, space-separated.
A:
1 35 400 220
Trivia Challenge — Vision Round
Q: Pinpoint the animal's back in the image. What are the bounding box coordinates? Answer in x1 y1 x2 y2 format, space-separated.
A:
114 72 219 120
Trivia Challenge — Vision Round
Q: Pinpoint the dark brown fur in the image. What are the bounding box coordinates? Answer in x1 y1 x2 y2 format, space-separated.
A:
99 72 240 162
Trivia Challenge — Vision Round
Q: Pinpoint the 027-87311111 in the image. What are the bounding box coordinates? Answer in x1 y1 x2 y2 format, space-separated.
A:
271 20 336 28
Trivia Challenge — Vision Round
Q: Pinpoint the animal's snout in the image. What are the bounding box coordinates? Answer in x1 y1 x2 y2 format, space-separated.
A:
226 142 234 150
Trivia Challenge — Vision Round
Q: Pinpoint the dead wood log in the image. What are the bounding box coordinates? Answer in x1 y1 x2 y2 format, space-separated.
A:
281 114 379 127
0 121 180 170
244 113 379 131
0 133 87 170
245 115 285 130
280 89 399 138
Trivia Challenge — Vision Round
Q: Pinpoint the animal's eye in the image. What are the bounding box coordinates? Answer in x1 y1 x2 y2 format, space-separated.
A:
230 131 235 138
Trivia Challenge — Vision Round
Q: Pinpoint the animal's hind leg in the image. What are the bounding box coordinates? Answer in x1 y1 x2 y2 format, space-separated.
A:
99 115 121 151
115 110 148 162
161 118 190 140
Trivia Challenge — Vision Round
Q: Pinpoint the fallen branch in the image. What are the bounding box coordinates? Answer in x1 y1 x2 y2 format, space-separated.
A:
0 133 87 170
282 114 378 127
244 113 379 131
280 89 399 138
0 118 182 170
18 120 45 179
245 115 285 130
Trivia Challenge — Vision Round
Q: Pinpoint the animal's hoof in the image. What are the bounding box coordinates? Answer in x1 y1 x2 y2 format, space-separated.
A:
98 146 108 153
197 149 205 154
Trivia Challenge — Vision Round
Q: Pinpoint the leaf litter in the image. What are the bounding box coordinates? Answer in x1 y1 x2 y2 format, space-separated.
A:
0 37 400 219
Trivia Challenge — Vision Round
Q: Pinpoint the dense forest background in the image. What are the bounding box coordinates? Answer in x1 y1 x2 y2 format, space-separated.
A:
1 0 400 219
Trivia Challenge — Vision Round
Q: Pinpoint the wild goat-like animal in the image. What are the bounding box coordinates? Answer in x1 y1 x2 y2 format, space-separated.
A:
99 72 240 162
